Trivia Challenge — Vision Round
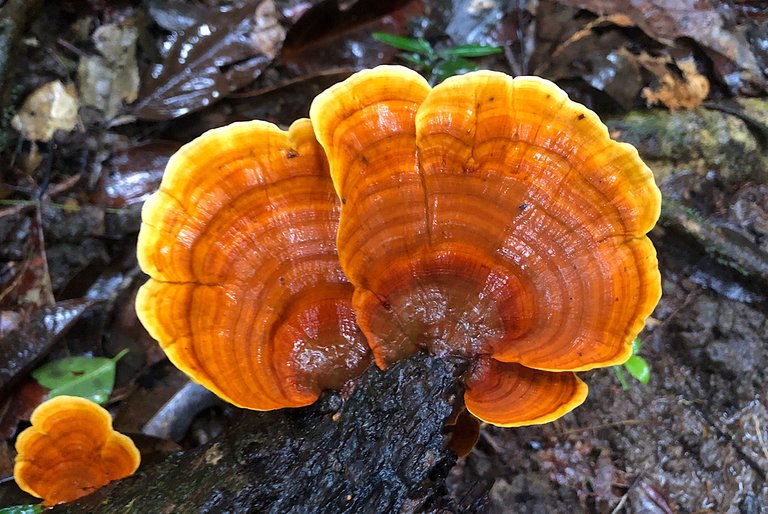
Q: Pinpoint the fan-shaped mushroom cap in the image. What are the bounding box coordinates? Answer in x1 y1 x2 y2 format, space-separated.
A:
310 66 661 425
14 396 140 505
464 359 588 427
136 119 370 410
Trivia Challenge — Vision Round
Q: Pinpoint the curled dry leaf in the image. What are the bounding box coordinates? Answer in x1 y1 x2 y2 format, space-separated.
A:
557 0 765 94
11 81 79 142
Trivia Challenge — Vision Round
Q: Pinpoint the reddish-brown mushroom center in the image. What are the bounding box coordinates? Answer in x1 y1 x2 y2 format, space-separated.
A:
353 246 533 367
272 282 370 395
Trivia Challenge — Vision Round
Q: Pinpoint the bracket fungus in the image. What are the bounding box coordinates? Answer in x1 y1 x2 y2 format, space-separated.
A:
136 119 371 410
310 66 660 426
137 66 660 431
14 396 140 505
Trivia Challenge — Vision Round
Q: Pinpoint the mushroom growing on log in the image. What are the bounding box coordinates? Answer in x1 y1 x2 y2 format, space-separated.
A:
131 66 661 500
310 66 661 427
55 355 484 513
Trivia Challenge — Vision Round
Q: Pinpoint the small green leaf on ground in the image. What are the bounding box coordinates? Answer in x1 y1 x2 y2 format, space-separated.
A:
432 57 478 82
32 349 129 404
624 355 651 384
397 53 431 68
372 33 434 57
0 505 43 514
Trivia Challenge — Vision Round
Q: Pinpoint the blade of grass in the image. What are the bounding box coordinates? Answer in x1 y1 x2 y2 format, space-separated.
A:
372 32 434 58
614 366 630 390
439 44 502 58
397 52 431 69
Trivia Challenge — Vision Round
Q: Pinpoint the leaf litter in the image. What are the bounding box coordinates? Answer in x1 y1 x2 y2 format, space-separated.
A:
0 0 767 511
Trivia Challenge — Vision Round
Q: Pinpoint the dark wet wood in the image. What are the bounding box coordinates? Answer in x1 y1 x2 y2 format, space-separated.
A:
56 355 489 514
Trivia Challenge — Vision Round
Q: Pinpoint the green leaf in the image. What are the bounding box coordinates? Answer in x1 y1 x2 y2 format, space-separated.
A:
613 366 630 390
32 349 129 404
0 505 43 514
631 337 642 355
431 57 478 83
397 52 431 69
624 355 651 384
439 44 503 58
372 32 434 58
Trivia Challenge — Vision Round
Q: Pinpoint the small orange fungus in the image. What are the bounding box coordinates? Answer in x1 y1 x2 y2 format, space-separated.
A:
14 395 140 505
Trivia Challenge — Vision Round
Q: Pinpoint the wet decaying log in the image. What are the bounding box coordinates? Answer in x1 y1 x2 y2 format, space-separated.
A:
56 355 486 513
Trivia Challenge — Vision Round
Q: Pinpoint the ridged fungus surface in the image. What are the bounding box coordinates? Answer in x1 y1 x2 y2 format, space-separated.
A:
136 119 370 410
14 396 140 505
310 66 661 426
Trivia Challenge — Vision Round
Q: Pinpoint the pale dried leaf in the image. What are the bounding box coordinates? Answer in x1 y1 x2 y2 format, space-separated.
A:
251 0 286 60
11 81 79 142
77 24 140 120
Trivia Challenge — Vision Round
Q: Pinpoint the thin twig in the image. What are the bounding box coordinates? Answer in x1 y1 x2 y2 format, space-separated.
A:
752 414 768 463
610 473 644 514
227 67 356 99
0 198 126 214
56 37 87 58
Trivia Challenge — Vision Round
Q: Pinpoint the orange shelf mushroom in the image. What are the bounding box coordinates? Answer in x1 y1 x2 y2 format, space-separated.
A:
136 119 370 410
14 396 140 506
310 66 661 426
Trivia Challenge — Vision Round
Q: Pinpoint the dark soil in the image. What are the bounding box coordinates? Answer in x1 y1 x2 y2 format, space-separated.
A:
449 183 768 512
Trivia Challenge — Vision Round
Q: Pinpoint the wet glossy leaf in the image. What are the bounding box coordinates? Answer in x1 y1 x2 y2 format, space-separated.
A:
147 0 207 31
372 32 434 57
0 505 43 514
101 142 179 208
133 1 284 121
438 44 502 58
32 349 129 404
278 1 420 76
0 380 48 439
624 355 651 384
0 299 95 395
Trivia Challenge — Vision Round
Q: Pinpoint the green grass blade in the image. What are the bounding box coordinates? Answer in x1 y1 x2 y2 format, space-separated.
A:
439 44 503 58
372 32 434 58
